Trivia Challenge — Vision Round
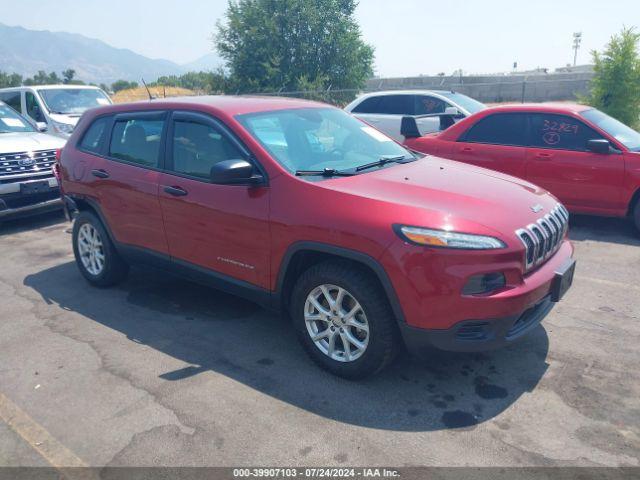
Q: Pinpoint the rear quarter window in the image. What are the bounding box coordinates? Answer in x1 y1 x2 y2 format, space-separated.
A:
79 117 109 154
351 96 382 114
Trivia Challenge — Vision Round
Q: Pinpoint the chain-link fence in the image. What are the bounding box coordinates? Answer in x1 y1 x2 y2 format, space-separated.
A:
246 88 361 107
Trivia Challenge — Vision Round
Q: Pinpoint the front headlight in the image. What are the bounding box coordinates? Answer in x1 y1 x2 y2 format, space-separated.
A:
395 225 506 250
52 121 74 135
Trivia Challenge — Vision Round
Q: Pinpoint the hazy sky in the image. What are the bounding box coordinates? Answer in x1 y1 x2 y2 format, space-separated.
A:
0 0 636 76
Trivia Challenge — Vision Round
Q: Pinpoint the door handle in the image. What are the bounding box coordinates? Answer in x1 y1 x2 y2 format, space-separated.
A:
460 147 474 152
534 152 553 160
163 185 188 197
91 169 110 179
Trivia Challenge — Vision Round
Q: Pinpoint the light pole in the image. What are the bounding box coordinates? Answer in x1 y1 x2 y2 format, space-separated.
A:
573 32 582 67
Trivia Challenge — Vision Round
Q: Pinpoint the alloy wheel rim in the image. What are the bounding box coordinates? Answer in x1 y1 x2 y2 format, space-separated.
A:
304 284 369 362
77 223 105 276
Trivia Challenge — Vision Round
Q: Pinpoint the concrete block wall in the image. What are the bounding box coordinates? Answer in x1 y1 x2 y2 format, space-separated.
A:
365 72 594 102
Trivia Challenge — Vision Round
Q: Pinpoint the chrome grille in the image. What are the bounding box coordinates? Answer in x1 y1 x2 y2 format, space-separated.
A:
516 204 569 272
0 150 57 177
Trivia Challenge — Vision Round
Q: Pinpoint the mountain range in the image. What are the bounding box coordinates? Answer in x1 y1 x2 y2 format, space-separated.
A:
0 23 223 85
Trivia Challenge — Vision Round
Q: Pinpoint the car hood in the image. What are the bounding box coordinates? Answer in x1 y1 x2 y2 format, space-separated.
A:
49 113 81 126
0 132 66 153
324 156 560 238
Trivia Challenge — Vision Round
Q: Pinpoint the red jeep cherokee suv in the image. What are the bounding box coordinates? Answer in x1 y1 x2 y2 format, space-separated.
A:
401 103 640 232
59 96 575 379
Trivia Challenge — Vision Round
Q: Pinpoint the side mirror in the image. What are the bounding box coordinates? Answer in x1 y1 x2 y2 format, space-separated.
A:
587 139 611 154
210 159 265 186
36 122 48 132
400 116 421 139
444 106 461 116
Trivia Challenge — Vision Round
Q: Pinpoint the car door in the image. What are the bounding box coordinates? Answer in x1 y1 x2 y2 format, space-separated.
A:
450 113 528 178
87 111 169 255
158 111 271 289
351 95 415 142
525 113 625 212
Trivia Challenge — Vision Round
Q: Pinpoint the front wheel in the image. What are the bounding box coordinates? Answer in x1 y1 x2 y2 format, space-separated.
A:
72 211 129 287
290 261 398 379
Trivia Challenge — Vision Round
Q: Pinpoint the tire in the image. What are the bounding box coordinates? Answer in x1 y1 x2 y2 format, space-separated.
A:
633 199 640 235
72 211 129 287
290 261 399 379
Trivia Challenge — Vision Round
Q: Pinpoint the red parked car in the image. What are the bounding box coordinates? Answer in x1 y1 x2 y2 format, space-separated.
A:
401 103 640 232
58 96 575 378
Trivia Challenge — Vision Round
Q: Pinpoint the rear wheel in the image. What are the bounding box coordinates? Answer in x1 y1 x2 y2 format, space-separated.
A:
72 211 129 287
633 198 640 235
290 261 398 379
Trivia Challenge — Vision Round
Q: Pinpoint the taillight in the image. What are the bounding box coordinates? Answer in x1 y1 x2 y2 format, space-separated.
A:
52 162 61 181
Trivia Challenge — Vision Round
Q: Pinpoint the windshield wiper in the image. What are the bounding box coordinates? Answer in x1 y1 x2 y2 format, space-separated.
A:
295 168 355 177
355 155 414 172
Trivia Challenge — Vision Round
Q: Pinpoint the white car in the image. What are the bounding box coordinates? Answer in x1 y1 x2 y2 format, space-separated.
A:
0 101 66 221
0 85 112 138
344 90 486 142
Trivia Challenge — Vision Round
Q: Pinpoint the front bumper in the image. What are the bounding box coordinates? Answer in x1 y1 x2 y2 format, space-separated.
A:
0 189 63 220
399 294 554 355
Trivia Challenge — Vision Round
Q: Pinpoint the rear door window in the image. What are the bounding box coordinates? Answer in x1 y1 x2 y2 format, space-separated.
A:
462 113 527 146
528 113 604 151
375 95 415 115
109 117 165 168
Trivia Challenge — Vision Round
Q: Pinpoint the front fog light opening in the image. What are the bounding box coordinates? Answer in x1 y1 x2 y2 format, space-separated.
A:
462 272 506 295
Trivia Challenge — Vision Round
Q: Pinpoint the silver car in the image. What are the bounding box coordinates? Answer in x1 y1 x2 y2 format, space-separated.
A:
344 90 486 142
0 101 66 221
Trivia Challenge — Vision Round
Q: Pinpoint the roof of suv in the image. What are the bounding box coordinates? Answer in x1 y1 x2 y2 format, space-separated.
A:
88 95 330 117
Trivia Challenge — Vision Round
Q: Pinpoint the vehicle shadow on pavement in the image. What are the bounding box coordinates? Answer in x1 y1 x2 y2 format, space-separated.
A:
25 262 550 432
0 210 66 237
569 214 640 247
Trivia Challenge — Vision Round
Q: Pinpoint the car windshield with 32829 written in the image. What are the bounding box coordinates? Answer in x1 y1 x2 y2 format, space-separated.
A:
237 108 420 177
0 103 36 133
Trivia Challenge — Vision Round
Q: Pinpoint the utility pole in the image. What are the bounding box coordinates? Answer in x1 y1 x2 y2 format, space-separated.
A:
572 32 582 67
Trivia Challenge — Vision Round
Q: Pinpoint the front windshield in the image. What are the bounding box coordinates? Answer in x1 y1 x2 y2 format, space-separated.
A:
440 92 486 114
581 108 640 152
0 103 35 133
237 108 415 175
38 88 111 115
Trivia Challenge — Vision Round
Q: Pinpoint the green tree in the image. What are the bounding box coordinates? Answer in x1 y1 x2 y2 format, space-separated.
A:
24 70 61 86
153 70 229 93
587 27 640 128
62 69 76 84
0 71 23 88
111 80 138 93
215 0 374 94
